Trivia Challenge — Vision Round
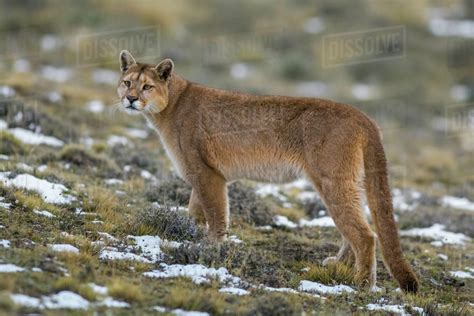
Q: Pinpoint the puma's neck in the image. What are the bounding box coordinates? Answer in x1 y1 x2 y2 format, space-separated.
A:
143 73 189 126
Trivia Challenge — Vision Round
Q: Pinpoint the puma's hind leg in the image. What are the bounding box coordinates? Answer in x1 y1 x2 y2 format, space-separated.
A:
322 237 355 266
319 178 377 287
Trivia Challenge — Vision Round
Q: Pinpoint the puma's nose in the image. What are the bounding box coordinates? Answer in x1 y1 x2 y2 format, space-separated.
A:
126 95 138 103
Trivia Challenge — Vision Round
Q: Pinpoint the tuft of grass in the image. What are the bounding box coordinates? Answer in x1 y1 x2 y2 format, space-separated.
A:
295 263 355 286
129 205 203 242
60 144 120 178
82 186 123 225
0 292 14 314
0 276 17 292
108 280 144 304
163 282 226 315
243 292 303 316
0 131 27 155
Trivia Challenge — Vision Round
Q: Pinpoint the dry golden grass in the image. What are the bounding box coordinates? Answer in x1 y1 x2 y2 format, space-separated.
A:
296 263 355 286
108 280 144 304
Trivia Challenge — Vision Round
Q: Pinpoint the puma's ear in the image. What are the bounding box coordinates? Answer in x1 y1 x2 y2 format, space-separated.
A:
120 50 136 73
155 58 174 80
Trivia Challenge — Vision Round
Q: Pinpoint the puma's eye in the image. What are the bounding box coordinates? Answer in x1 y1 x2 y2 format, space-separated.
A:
123 80 131 88
143 84 153 91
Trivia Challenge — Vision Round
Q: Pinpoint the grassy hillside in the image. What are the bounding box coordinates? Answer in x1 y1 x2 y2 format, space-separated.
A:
0 0 473 315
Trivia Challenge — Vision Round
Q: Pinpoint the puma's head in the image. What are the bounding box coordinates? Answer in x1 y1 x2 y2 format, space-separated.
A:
117 50 174 115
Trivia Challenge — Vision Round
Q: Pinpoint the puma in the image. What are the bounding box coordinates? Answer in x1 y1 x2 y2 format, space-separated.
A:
117 50 419 292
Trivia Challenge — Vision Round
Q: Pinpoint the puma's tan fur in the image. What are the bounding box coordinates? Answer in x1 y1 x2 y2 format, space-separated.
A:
117 50 419 292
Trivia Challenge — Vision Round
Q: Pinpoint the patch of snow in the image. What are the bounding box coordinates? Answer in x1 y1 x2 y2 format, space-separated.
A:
128 235 168 262
89 283 108 296
140 169 156 180
273 215 298 229
351 84 378 101
42 291 89 310
303 17 325 34
0 239 11 248
297 191 318 202
41 34 61 51
107 135 129 147
400 224 471 245
0 85 15 98
99 248 151 263
13 59 31 73
97 232 118 243
0 172 74 204
230 63 249 80
255 184 288 202
92 69 120 85
172 309 210 316
392 188 419 212
219 287 250 295
125 128 148 139
144 263 242 286
283 178 312 190
7 128 64 147
296 81 328 98
0 263 25 273
299 280 355 295
34 209 56 218
428 18 474 39
228 235 243 244
449 271 473 279
104 178 123 185
40 66 73 83
10 294 42 308
48 244 79 254
37 165 48 172
86 100 104 113
0 154 9 160
16 162 33 172
152 306 167 312
441 196 474 212
299 216 335 227
97 297 130 308
262 286 299 295
32 267 42 272
431 241 443 247
80 137 94 148
256 225 272 231
370 285 384 293
437 254 448 261
366 304 407 315
450 85 470 102
47 91 63 104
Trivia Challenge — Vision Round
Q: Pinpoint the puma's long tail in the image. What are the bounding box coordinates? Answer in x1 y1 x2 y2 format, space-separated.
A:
363 127 419 293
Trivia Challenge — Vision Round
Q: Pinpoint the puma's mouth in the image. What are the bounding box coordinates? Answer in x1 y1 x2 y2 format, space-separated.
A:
126 104 139 111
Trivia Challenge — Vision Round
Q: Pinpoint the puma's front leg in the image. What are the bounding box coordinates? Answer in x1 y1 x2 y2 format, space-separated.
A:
188 189 207 227
189 170 228 242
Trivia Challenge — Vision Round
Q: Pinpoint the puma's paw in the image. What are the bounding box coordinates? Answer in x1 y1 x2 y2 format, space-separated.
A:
322 256 338 266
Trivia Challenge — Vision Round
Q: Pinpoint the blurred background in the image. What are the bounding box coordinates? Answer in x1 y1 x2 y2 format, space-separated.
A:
0 0 473 198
